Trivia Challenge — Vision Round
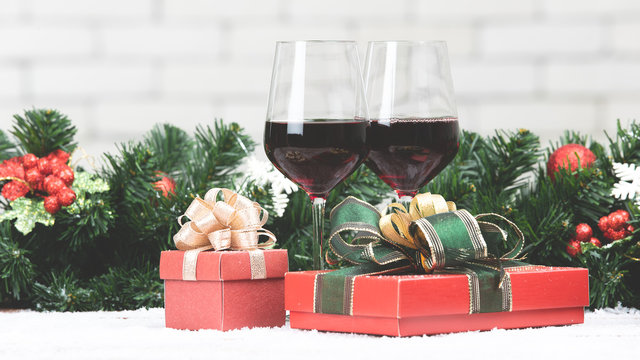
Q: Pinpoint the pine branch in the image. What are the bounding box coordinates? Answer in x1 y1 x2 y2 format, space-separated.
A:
11 108 77 157
32 268 93 311
0 222 36 302
0 129 19 161
88 265 163 310
143 124 193 173
185 121 255 193
606 120 640 165
517 170 575 265
579 237 637 309
471 129 540 198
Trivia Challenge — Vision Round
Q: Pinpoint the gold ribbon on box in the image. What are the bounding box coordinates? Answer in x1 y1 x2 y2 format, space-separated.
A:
379 193 457 254
317 192 527 315
173 188 276 281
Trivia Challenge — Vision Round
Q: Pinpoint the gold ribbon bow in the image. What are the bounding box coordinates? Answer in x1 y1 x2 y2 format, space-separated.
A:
379 192 456 251
173 188 276 280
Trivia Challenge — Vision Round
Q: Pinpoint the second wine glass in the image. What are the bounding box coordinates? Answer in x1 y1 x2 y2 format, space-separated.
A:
263 41 369 270
364 41 460 205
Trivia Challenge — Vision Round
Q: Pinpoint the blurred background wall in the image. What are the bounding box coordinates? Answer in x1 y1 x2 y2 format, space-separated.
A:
0 0 639 159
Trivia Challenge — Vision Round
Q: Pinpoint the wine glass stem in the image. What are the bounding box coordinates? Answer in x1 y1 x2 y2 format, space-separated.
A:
311 197 326 270
399 195 413 211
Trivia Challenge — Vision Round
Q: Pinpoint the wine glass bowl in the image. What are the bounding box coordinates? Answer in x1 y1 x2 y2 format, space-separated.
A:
263 41 368 269
363 41 460 200
264 120 368 200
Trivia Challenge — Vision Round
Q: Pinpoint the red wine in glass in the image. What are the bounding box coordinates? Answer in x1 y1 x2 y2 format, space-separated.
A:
366 117 459 198
264 120 369 200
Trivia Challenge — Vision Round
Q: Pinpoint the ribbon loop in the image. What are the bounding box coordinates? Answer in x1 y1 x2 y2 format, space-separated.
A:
173 188 277 280
173 221 209 250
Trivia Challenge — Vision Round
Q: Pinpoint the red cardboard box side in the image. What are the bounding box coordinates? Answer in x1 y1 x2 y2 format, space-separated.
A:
164 280 223 330
222 279 286 330
285 267 589 318
398 307 584 336
397 275 471 318
290 307 585 337
160 249 288 281
509 267 589 311
284 271 317 312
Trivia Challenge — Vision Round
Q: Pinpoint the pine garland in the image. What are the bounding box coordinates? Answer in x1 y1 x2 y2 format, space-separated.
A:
0 109 638 311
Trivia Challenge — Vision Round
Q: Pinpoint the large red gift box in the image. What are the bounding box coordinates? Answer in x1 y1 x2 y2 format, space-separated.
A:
160 249 288 331
286 266 589 336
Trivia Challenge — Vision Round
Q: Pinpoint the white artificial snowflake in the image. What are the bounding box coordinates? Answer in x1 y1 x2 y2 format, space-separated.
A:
240 155 298 217
611 162 640 207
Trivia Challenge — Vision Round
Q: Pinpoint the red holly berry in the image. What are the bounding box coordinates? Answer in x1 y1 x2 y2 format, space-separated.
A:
604 228 614 240
54 165 75 186
49 149 70 164
0 158 25 179
152 173 176 198
56 188 76 207
598 216 609 232
615 209 630 223
589 237 602 247
43 195 61 214
44 175 65 195
25 167 44 186
627 225 635 234
566 240 581 257
609 212 625 230
37 157 53 175
22 154 38 169
32 180 45 192
575 223 593 242
1 180 30 201
610 228 627 241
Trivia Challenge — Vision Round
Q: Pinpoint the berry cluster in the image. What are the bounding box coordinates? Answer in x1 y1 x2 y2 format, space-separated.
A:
0 150 76 214
598 210 635 241
566 223 601 257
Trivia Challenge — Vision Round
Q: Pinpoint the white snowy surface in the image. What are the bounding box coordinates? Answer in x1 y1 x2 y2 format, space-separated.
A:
1 307 639 360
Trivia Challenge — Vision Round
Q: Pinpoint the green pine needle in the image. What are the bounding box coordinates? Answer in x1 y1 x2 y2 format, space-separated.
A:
11 108 77 157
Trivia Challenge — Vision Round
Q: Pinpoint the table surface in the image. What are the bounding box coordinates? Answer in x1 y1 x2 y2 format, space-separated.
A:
1 307 639 359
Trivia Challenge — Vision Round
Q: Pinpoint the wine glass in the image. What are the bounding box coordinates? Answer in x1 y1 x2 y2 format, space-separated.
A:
363 41 460 207
264 41 369 270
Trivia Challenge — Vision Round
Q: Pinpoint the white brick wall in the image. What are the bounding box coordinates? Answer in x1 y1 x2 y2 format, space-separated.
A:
415 0 536 19
0 25 94 58
545 61 640 94
30 0 153 20
481 22 605 56
0 0 638 159
163 0 282 20
612 22 640 52
31 62 155 98
101 25 222 58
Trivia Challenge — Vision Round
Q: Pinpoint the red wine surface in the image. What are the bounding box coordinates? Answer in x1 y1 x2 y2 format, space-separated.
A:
366 118 459 197
264 120 368 199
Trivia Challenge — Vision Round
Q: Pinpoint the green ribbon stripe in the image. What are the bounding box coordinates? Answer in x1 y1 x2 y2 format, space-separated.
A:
316 196 527 316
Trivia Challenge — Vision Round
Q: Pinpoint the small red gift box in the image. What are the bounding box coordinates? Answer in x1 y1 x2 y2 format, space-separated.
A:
160 249 288 331
286 266 588 336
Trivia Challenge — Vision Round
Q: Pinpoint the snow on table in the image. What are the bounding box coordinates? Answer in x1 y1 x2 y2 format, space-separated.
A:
1 307 639 359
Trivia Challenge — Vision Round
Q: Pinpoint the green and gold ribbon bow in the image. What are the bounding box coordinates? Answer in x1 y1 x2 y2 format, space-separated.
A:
315 193 528 315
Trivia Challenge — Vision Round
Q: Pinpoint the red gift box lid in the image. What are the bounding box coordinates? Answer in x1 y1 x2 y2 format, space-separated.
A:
286 266 589 318
160 249 288 281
